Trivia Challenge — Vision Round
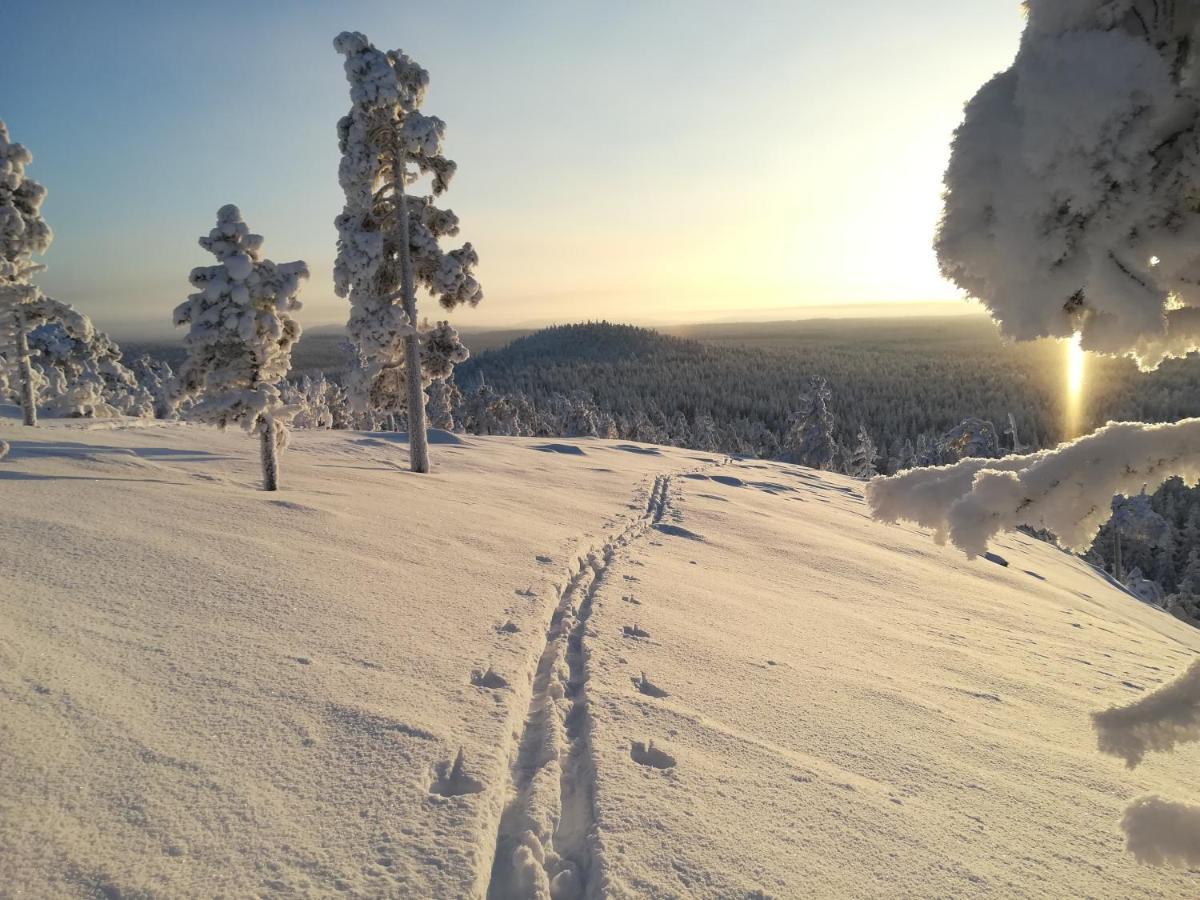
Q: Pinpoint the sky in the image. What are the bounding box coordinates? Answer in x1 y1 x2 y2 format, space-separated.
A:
0 1 1025 337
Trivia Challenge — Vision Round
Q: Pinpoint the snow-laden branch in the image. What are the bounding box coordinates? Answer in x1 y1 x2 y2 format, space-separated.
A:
1091 660 1200 867
867 418 1200 557
1094 659 1200 769
939 1 1200 369
1120 797 1200 867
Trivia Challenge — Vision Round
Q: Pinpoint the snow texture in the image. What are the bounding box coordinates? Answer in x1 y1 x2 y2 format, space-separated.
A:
2 410 1198 896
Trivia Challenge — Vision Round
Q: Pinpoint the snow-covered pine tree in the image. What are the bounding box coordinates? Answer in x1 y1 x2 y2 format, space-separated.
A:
426 375 458 431
0 121 92 426
937 417 1000 464
1109 492 1170 582
27 320 154 418
333 31 482 473
784 376 837 469
849 425 878 479
691 413 720 452
172 205 308 491
127 354 177 419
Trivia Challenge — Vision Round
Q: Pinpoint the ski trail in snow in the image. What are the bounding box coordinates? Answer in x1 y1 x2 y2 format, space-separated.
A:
486 474 675 900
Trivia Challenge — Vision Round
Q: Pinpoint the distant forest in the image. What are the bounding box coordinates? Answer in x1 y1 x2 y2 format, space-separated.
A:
454 318 1200 453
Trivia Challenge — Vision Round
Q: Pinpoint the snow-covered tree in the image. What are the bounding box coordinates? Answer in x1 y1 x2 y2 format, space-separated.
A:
1110 492 1170 582
333 31 482 473
937 417 1000 464
0 121 87 426
1004 412 1027 454
784 376 837 469
426 374 460 431
848 425 878 479
127 354 177 419
173 205 308 491
27 320 154 418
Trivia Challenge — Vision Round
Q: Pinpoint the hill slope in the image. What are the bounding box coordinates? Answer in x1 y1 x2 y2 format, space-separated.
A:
1 413 1197 898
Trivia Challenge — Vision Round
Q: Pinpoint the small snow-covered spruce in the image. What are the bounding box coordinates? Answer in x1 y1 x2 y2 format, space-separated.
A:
426 375 460 431
1109 492 1170 583
173 205 308 491
0 120 87 427
848 425 878 479
783 376 837 469
333 32 482 473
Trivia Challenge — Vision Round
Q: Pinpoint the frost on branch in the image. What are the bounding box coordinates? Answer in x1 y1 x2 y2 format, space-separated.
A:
939 1 1200 370
1091 660 1200 867
172 205 307 447
333 32 481 420
867 418 1200 557
1094 658 1200 769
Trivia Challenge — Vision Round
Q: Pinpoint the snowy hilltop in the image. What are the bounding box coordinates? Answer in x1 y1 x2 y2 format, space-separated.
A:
1 410 1197 898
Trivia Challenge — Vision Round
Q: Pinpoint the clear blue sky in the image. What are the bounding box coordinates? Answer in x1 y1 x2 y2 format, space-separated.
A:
1 1 1025 336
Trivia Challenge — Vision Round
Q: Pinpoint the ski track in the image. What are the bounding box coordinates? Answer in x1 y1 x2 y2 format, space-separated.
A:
483 468 688 899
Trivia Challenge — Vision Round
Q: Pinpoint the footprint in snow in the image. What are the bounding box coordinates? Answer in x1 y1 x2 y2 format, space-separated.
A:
623 624 651 640
630 740 676 770
653 523 705 541
633 672 669 698
429 748 484 797
471 667 509 690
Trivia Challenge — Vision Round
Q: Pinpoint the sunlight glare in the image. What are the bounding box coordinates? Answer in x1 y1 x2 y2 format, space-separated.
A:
1065 332 1086 439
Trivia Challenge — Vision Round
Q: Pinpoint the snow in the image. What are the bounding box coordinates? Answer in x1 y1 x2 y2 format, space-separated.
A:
2 410 1199 897
868 418 1200 558
937 2 1200 369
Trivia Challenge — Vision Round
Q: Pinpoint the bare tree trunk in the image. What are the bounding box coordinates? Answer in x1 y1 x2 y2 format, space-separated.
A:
393 146 430 474
15 321 36 427
260 414 279 491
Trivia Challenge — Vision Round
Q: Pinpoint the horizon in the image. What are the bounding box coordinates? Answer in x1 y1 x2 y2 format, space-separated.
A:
1 0 1024 337
108 300 988 342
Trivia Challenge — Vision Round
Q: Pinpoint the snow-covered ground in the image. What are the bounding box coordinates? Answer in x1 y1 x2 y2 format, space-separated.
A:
1 411 1197 898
